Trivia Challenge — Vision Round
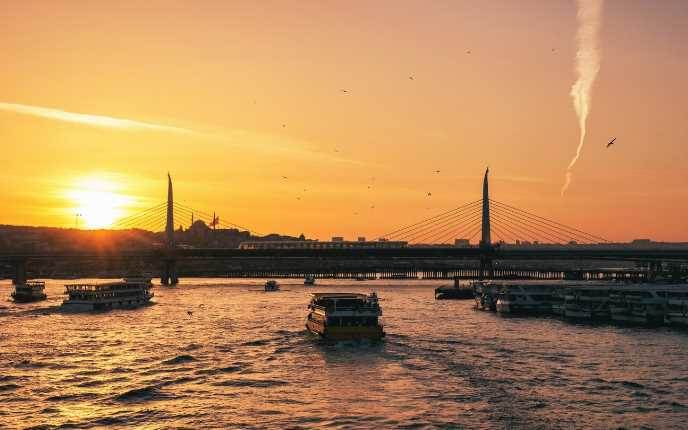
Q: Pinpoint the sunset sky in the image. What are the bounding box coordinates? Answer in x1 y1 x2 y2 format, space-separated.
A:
1 0 687 241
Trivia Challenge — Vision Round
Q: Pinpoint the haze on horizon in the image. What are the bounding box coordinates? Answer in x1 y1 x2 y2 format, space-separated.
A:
1 0 687 241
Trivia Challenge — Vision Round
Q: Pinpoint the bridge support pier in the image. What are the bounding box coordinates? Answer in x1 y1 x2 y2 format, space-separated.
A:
12 259 27 285
161 259 179 286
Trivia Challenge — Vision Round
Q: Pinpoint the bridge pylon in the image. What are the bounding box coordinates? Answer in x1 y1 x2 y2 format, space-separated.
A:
479 167 494 279
161 173 179 285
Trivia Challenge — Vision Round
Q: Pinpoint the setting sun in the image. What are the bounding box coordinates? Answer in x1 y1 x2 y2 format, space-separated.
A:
67 178 133 229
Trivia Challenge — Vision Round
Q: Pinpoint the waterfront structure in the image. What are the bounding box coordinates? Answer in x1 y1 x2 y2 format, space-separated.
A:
61 278 153 311
306 292 384 340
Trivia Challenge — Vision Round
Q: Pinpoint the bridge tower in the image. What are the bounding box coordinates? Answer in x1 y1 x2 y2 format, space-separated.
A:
479 167 494 279
161 173 179 285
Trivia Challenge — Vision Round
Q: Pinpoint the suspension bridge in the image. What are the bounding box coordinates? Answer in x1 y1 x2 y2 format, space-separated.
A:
1 170 687 285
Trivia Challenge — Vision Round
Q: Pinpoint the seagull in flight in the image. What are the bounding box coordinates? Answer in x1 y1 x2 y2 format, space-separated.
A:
340 89 349 93
427 192 432 197
281 176 288 180
409 75 414 80
434 170 441 174
606 137 616 148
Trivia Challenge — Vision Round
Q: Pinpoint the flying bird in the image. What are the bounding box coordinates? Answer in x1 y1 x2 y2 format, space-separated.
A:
409 76 414 80
434 170 440 174
187 310 193 317
340 89 349 93
466 50 471 54
281 176 288 180
427 192 432 197
282 124 286 128
606 137 616 148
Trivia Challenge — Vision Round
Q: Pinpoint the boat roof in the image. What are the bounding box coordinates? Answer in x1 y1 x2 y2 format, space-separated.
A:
310 292 369 299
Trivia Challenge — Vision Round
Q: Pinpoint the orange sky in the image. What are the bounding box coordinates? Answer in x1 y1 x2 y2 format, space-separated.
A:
1 0 687 241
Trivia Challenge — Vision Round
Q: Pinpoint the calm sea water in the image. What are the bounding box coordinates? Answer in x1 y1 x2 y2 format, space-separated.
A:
2 279 688 429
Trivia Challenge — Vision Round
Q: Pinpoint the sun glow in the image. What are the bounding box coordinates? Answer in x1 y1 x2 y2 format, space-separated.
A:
67 177 133 229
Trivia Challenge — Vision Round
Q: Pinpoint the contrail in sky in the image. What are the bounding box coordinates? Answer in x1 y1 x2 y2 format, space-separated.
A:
0 102 198 135
561 0 603 196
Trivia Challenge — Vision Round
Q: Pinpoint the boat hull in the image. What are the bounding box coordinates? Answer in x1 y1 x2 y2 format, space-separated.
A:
11 293 47 303
306 319 384 341
435 287 473 300
61 297 152 312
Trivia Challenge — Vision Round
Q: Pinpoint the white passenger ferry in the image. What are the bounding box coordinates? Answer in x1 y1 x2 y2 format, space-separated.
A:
11 281 47 303
494 282 560 315
608 285 672 325
562 285 611 320
665 288 688 326
306 292 384 341
62 278 153 312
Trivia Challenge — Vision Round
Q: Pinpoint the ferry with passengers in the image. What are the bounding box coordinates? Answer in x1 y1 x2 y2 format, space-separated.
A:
306 292 384 341
61 278 153 311
11 280 47 303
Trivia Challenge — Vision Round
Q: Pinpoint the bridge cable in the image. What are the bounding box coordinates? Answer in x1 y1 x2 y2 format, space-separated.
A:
402 206 483 243
376 199 482 240
412 210 483 244
383 201 482 241
490 207 579 244
489 199 609 243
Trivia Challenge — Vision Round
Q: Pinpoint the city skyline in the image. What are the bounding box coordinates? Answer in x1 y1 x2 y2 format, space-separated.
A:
2 1 687 241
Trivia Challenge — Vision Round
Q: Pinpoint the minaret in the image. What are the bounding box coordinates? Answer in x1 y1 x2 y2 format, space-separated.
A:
480 167 491 248
166 173 174 248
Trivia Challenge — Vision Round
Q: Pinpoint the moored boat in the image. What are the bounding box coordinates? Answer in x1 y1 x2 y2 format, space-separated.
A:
609 286 669 325
306 292 384 340
665 289 688 326
61 278 153 312
304 276 316 286
495 283 558 315
562 285 610 320
11 281 47 303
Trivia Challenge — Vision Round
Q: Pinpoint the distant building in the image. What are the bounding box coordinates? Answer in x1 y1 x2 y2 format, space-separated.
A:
454 239 470 248
332 236 344 242
357 236 366 242
239 240 407 250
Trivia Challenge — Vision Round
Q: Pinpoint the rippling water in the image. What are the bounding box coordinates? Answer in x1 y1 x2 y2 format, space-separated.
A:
2 279 688 429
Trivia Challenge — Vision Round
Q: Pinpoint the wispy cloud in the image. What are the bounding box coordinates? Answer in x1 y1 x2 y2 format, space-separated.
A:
0 101 200 135
0 101 376 167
